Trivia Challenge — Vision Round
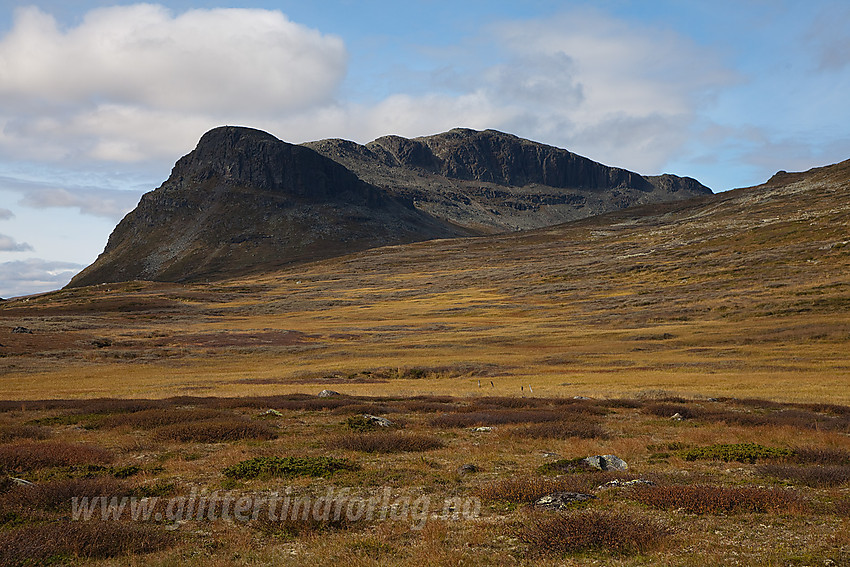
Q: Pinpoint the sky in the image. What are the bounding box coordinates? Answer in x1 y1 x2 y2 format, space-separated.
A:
0 1 848 298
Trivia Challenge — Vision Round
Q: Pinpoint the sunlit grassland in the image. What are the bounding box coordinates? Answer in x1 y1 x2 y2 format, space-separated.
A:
2 173 849 403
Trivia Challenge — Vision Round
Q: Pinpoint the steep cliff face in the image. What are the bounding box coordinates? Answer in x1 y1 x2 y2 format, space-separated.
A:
306 128 711 232
67 127 469 287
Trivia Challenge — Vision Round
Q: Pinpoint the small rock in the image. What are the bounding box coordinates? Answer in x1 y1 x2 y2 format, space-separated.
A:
457 464 478 475
581 455 628 471
573 395 590 400
317 389 340 398
262 409 283 417
542 452 560 458
534 492 595 510
361 414 394 427
11 326 32 334
670 412 683 420
471 426 493 432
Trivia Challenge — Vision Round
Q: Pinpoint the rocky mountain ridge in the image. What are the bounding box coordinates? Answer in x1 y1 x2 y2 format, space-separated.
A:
306 128 711 232
69 126 712 287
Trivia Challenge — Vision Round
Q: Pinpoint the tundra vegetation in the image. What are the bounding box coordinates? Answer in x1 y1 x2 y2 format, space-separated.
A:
0 393 848 565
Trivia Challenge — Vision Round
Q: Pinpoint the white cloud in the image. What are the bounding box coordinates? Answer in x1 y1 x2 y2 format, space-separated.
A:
0 4 347 163
0 258 83 298
0 175 141 220
0 5 346 113
0 233 33 252
475 10 736 171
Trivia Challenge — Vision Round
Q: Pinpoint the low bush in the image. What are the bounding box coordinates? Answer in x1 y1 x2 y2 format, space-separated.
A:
152 418 277 443
642 403 702 419
429 409 563 428
223 456 360 480
537 458 599 475
345 415 384 432
758 464 850 487
629 484 807 514
0 476 131 513
478 475 603 503
252 502 353 538
331 404 395 416
519 510 667 555
791 446 850 465
511 420 607 440
0 520 175 566
0 424 51 443
99 407 229 429
0 441 112 473
328 432 444 453
680 443 792 463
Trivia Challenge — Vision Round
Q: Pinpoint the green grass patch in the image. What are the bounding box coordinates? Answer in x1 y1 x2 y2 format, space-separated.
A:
223 456 360 480
680 443 792 463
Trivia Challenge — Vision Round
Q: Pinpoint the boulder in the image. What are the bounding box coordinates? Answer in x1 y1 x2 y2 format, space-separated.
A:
581 455 628 471
317 389 340 398
534 492 595 510
457 464 478 475
361 414 394 428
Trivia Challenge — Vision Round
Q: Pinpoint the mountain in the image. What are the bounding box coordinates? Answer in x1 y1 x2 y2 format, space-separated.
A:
68 126 710 287
305 128 711 232
68 126 470 287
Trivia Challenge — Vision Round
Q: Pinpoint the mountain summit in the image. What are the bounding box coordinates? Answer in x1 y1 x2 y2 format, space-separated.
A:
68 126 711 287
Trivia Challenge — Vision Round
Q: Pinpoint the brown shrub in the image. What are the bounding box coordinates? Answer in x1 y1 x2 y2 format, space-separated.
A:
642 403 702 419
152 419 277 443
329 404 396 415
0 441 112 473
511 420 607 440
0 476 132 513
99 407 230 429
0 521 175 566
758 464 850 487
792 446 850 465
629 484 807 514
252 500 354 538
328 432 444 453
429 409 563 428
519 510 667 555
0 424 51 443
478 475 608 503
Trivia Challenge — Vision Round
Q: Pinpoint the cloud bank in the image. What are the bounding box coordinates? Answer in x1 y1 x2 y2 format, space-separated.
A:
0 258 84 298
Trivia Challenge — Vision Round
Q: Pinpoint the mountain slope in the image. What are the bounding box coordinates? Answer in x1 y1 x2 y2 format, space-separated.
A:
68 127 469 287
305 128 711 232
70 126 711 287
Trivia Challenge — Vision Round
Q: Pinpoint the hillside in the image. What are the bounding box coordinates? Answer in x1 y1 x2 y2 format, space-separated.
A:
1 157 847 402
69 126 710 287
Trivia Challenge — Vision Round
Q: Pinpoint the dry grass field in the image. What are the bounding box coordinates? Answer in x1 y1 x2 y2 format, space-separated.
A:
1 163 849 564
